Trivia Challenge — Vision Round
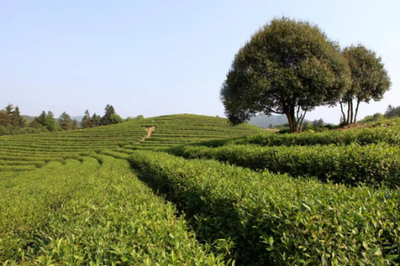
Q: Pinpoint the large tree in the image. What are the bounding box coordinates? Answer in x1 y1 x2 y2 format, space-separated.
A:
340 45 391 124
221 17 351 133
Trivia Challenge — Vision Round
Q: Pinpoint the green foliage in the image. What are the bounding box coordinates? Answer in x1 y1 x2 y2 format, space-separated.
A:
221 17 351 132
110 113 123 124
81 110 92 129
101 104 116 125
0 104 27 135
312 118 324 127
11 106 25 127
91 113 101 127
58 112 73 130
0 156 224 264
169 143 400 188
32 111 57 132
44 111 57 132
0 114 262 173
127 151 400 265
340 44 391 124
385 104 400 119
72 119 79 130
4 113 400 264
199 125 400 147
359 113 384 123
34 111 47 126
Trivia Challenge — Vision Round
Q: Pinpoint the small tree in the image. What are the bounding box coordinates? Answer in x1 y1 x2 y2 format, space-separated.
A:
44 111 57 131
59 112 73 130
340 45 391 124
101 104 116 125
312 119 324 127
0 110 9 126
91 113 101 127
34 111 47 127
0 104 25 127
385 105 400 119
81 110 92 129
5 104 13 116
221 17 351 133
72 119 79 130
11 106 25 127
110 113 123 124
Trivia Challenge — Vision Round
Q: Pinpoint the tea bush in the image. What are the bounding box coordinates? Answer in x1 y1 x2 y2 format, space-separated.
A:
127 151 400 265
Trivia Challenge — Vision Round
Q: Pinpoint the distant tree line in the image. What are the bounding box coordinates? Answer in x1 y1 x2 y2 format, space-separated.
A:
0 104 141 135
272 118 335 133
357 104 400 123
80 105 123 129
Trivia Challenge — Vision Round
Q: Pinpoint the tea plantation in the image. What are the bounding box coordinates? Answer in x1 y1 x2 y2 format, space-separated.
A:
1 114 399 265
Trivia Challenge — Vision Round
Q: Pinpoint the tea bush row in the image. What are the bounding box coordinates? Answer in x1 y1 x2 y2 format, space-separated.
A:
127 151 400 265
0 155 225 265
168 143 400 188
197 126 400 147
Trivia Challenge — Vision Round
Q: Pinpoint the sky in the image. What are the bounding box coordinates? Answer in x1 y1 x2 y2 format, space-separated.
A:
1 0 399 123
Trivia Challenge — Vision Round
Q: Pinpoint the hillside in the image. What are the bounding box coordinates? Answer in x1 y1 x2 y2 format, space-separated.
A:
1 114 400 265
0 114 263 173
22 115 35 123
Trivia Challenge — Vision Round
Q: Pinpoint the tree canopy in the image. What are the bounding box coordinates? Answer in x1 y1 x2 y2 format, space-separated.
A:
0 104 26 128
81 110 92 129
80 104 123 129
59 112 73 130
221 17 351 133
340 45 391 124
385 105 400 119
33 111 57 131
101 104 116 126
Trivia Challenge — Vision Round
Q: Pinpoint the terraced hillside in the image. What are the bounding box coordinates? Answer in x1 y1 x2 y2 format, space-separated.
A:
0 114 262 174
1 115 399 265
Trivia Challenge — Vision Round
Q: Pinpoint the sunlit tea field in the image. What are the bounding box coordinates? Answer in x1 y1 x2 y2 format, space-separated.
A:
1 115 399 265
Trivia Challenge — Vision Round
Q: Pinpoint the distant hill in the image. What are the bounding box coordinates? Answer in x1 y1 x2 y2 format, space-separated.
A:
248 114 330 129
248 114 289 128
22 115 35 123
71 116 84 122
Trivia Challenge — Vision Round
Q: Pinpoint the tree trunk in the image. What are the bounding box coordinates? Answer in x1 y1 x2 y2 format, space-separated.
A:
296 110 307 133
350 100 354 124
354 100 360 123
285 111 297 133
340 102 346 124
346 100 351 124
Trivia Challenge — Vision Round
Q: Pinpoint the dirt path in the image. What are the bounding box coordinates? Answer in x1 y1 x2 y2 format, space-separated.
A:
136 126 156 144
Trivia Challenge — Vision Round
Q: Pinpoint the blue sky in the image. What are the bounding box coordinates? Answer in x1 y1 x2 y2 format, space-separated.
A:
1 0 399 123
